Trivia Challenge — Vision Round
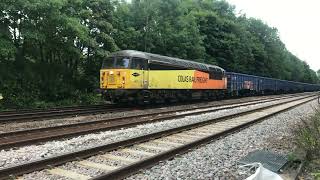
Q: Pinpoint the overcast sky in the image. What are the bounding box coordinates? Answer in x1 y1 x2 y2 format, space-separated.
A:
226 0 320 71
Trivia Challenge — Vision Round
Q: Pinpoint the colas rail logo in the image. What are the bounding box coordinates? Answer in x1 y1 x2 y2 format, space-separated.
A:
177 75 208 83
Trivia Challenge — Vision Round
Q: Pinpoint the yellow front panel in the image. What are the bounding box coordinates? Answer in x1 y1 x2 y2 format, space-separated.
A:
148 70 194 89
100 69 146 89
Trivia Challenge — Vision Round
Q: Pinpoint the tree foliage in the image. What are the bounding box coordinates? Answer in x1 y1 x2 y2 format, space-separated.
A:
0 0 318 108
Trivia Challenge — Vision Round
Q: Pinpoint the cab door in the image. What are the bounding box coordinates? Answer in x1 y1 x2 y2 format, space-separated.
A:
131 57 149 89
142 60 149 88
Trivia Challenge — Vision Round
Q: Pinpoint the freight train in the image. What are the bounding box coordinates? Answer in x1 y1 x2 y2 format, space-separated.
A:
100 50 320 103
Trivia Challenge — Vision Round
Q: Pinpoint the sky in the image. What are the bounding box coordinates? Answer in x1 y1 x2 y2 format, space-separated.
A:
226 0 320 72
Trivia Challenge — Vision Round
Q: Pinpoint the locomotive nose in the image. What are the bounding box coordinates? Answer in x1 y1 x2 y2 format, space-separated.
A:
100 69 126 88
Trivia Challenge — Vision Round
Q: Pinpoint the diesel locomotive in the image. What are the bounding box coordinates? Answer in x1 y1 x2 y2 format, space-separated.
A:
100 50 227 103
100 50 320 103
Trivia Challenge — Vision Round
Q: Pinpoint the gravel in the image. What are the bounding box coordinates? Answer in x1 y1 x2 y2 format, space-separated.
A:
175 98 277 115
0 96 314 179
21 171 66 180
0 94 290 133
61 162 104 177
127 100 319 180
87 155 127 167
109 150 144 159
0 97 291 169
0 96 305 170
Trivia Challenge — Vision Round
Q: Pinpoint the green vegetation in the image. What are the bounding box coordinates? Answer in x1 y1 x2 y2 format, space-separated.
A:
0 0 319 109
295 108 320 160
294 106 320 179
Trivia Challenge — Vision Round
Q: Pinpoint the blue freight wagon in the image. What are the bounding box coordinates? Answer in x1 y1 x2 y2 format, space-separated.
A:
226 72 320 96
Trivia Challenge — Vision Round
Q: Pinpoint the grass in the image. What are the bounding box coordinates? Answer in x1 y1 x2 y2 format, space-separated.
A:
0 93 104 111
295 107 320 160
293 104 320 179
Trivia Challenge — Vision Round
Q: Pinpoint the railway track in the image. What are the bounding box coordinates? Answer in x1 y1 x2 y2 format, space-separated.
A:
0 94 307 149
0 92 312 123
0 104 131 123
0 94 316 179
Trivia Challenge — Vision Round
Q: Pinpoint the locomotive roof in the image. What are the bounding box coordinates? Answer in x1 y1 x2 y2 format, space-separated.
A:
110 50 225 72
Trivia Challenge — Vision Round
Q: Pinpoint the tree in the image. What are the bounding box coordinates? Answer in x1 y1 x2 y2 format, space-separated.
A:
0 0 117 108
0 0 319 109
113 0 205 60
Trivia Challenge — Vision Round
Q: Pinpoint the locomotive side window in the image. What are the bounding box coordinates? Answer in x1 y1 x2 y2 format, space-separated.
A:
209 67 223 80
114 56 130 69
216 69 223 80
131 57 148 70
209 70 214 79
102 57 114 69
102 56 131 69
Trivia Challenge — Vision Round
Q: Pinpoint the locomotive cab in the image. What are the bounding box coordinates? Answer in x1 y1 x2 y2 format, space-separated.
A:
101 56 129 89
100 54 149 102
101 56 148 88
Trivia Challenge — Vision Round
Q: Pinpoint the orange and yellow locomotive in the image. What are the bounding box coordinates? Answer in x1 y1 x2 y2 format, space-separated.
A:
100 50 227 103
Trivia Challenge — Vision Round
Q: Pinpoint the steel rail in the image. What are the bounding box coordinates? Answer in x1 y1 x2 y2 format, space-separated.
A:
0 105 130 123
0 95 315 179
93 96 316 180
0 94 306 149
0 93 302 136
0 92 311 123
0 104 111 115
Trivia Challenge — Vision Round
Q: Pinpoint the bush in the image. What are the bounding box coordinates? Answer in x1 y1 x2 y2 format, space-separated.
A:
0 57 102 110
294 106 320 160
